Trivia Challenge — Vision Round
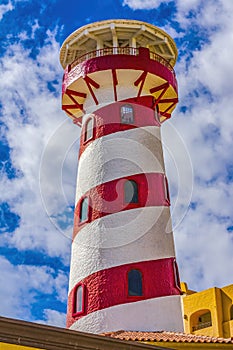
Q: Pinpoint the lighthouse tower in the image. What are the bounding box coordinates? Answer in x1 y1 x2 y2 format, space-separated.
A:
60 19 184 334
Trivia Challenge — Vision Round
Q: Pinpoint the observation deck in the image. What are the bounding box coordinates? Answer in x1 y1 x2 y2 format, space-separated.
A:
60 19 178 124
60 19 178 68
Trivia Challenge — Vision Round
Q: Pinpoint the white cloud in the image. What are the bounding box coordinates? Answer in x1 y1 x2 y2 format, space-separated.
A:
18 19 40 41
162 0 233 290
122 0 171 10
175 0 233 31
175 203 233 290
0 29 77 261
0 1 13 21
36 309 66 327
1 0 233 326
0 256 68 322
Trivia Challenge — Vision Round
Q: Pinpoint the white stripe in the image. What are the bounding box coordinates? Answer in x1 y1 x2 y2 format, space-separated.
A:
69 206 175 292
69 295 184 333
76 126 164 204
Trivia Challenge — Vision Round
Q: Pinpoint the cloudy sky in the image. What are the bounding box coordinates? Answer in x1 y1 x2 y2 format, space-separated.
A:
1 0 233 327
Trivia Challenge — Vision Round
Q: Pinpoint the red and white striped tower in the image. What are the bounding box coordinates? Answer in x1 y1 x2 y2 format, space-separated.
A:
60 19 184 334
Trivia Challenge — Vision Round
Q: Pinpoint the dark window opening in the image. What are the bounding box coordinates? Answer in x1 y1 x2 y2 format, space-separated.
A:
124 180 138 203
164 176 170 202
230 305 233 320
192 311 212 331
128 269 142 296
173 259 181 289
155 105 160 122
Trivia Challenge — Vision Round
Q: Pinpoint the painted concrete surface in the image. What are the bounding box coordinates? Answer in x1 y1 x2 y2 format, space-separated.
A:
69 206 175 292
70 295 184 333
75 126 165 204
67 257 181 327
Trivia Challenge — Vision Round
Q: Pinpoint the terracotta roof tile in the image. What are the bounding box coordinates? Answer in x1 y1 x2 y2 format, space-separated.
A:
101 330 233 344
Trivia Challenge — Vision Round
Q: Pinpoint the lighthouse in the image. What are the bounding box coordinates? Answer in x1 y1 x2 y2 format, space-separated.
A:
60 19 184 334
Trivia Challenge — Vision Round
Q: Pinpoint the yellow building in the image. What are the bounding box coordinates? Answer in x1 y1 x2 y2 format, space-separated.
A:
182 282 233 338
1 316 233 350
2 283 233 350
0 316 164 350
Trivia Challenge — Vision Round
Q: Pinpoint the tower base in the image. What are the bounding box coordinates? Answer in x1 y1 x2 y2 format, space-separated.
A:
70 295 184 334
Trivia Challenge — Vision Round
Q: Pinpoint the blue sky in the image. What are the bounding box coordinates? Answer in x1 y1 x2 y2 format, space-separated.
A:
1 0 233 327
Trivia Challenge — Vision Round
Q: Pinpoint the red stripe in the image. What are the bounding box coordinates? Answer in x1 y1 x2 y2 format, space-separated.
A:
79 99 160 158
62 48 177 96
73 173 169 240
66 257 181 327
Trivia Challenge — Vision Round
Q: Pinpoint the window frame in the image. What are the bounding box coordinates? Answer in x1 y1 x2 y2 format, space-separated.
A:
79 196 89 224
173 259 182 292
120 104 134 124
191 310 212 331
163 175 170 204
154 104 161 124
83 116 94 144
127 268 143 298
230 305 233 320
124 179 139 204
72 283 85 317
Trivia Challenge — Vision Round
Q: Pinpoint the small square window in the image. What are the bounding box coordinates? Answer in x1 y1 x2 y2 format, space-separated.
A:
124 180 138 203
121 104 134 124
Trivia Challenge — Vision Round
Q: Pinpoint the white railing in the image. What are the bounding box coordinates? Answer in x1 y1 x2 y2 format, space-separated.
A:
69 47 174 73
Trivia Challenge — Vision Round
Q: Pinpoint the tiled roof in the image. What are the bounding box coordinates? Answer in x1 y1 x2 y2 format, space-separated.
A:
101 330 233 344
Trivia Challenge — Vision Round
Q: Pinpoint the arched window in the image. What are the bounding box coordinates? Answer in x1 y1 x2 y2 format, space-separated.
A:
173 259 181 289
84 117 94 142
128 269 142 296
73 284 84 315
191 310 212 331
124 180 138 203
230 305 233 320
164 175 170 203
121 104 134 124
153 104 161 123
80 197 89 223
